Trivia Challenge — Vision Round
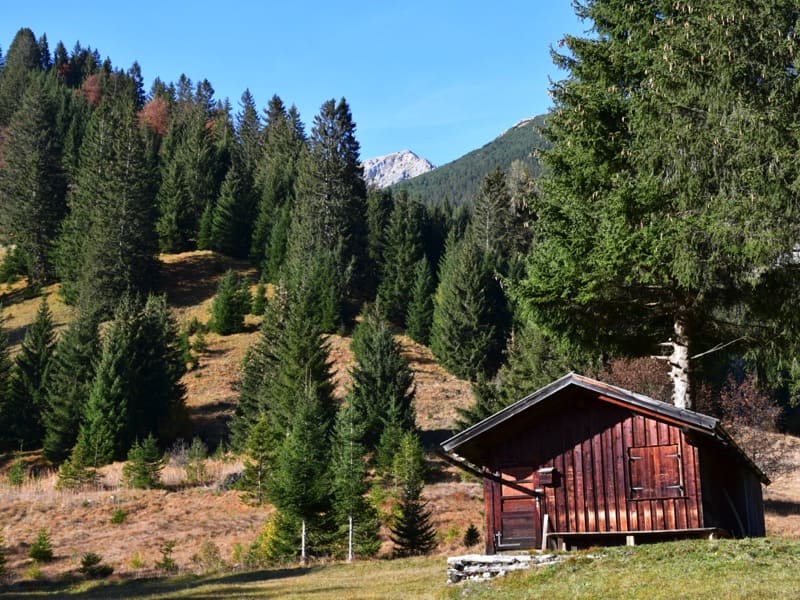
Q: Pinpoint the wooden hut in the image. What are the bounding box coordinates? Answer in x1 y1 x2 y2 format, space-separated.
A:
440 373 768 553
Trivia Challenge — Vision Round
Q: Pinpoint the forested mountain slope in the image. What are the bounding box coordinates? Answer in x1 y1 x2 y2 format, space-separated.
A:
394 114 548 205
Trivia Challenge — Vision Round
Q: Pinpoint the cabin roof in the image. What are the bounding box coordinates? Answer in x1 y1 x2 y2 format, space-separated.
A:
441 372 769 484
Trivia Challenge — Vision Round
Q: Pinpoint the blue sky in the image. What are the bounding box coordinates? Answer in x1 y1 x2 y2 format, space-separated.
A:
1 2 588 166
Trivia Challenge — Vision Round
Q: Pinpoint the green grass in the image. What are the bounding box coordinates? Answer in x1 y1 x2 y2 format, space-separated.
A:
446 538 800 600
1 556 446 599
5 539 800 599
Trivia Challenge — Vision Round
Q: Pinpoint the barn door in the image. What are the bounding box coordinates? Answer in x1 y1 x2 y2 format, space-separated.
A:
494 466 540 550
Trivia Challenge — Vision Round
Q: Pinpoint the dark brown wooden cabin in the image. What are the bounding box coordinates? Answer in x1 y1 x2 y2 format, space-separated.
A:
440 373 768 553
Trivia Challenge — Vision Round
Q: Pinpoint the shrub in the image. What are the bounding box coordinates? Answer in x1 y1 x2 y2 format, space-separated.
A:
7 457 25 487
28 529 53 562
191 540 226 574
79 552 114 578
463 523 481 548
155 540 178 574
110 509 127 525
184 437 208 484
122 434 165 489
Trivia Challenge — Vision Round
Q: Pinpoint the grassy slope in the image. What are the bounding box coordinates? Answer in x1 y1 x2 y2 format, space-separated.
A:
1 251 800 598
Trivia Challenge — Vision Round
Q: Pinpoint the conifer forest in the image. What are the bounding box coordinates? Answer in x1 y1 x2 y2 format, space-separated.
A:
2 0 800 587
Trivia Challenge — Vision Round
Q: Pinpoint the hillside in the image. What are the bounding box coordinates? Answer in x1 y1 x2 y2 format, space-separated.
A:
394 114 549 206
0 251 478 585
0 251 798 594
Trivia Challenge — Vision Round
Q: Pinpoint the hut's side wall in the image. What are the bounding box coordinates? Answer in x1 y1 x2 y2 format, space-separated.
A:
483 393 705 549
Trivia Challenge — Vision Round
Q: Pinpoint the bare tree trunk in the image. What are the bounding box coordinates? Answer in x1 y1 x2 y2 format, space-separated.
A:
669 315 692 410
301 519 307 565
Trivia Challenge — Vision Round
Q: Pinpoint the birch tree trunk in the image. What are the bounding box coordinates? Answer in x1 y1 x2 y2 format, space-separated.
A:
669 315 691 410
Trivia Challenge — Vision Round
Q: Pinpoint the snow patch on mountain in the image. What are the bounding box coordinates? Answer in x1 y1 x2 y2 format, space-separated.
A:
362 150 436 188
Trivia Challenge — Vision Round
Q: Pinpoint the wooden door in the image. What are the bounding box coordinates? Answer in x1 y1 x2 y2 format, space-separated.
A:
494 466 540 550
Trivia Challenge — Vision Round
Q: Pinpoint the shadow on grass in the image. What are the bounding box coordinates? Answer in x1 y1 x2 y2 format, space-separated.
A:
1 567 317 599
764 499 800 516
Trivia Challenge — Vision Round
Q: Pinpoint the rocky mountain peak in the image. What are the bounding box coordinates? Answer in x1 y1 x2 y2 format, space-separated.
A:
361 150 435 189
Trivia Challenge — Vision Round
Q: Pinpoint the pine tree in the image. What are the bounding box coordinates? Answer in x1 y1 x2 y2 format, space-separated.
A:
235 88 262 182
208 163 255 258
122 434 165 489
430 235 507 381
406 257 435 345
251 282 266 316
156 82 218 252
42 311 100 463
0 75 66 286
77 313 130 465
364 187 393 297
376 191 424 326
347 306 415 449
4 298 55 450
210 270 251 335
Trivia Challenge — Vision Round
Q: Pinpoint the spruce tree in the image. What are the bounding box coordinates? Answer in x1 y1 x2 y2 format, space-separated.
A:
287 98 367 325
42 311 100 463
56 96 159 315
251 96 305 267
430 235 507 381
267 383 334 561
0 27 42 126
208 163 255 258
4 298 55 450
329 404 380 559
520 0 800 409
210 270 250 335
406 257 435 346
471 166 514 271
376 191 424 326
122 434 165 489
364 187 393 297
390 486 437 557
0 311 14 450
0 75 67 286
347 306 415 449
230 287 288 450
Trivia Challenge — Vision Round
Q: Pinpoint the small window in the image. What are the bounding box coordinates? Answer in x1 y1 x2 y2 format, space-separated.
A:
628 444 684 499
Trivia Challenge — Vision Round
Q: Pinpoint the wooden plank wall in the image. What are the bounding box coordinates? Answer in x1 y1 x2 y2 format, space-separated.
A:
487 398 705 535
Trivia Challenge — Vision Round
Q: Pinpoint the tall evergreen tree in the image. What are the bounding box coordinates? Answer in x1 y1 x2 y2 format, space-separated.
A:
376 191 424 326
329 404 380 559
73 294 186 465
56 96 159 314
267 383 334 562
0 27 41 125
347 306 415 449
287 98 367 325
471 166 514 271
230 286 288 450
518 0 800 409
364 187 393 298
430 235 507 381
405 257 435 346
251 97 305 267
3 298 55 450
0 312 16 450
207 162 255 258
156 80 218 252
0 75 67 285
42 310 100 463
